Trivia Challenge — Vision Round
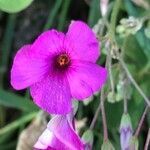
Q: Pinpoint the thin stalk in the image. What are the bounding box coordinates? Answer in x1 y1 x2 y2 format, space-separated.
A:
43 0 63 31
90 104 101 130
123 94 128 114
134 106 149 137
100 52 110 141
90 92 108 130
119 57 150 107
100 88 108 141
58 0 71 30
123 78 128 114
107 48 115 93
144 128 150 150
109 0 121 39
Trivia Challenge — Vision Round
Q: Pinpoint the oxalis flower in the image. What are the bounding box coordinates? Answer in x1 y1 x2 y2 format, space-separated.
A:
34 113 85 150
11 21 107 114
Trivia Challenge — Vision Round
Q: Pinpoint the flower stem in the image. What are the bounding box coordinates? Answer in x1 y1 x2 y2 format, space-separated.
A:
90 92 108 130
134 106 149 137
90 103 101 130
119 56 150 107
100 51 111 141
109 0 121 39
144 128 150 150
123 78 128 114
123 93 128 114
100 88 108 141
107 48 115 94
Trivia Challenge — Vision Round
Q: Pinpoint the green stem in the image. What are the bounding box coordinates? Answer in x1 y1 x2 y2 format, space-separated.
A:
100 52 111 141
58 0 71 30
107 48 115 93
43 0 63 31
123 78 128 114
109 0 121 40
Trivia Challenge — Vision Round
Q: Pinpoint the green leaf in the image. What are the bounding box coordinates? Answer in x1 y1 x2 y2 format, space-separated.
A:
124 0 142 17
124 35 148 69
0 89 38 112
0 0 34 13
88 0 100 27
136 30 150 59
106 101 122 129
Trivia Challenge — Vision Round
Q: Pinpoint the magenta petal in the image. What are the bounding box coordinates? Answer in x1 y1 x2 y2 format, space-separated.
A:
31 30 65 57
34 128 66 150
48 115 84 150
34 128 54 149
11 45 49 90
66 21 99 62
67 61 107 100
30 76 71 114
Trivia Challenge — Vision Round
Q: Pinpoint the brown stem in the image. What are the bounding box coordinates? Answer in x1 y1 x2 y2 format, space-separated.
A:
100 88 108 141
144 128 150 150
90 92 108 130
90 103 101 130
119 56 150 107
134 106 149 137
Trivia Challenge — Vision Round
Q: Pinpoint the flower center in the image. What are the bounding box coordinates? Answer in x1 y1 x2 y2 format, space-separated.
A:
56 54 70 68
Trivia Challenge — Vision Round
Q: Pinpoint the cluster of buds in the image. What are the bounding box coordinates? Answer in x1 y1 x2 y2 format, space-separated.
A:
116 16 143 37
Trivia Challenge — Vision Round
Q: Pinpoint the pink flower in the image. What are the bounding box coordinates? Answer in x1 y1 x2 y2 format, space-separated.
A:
11 21 107 114
34 113 84 150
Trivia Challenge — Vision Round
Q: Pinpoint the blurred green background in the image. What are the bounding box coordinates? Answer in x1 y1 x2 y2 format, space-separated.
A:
0 0 150 149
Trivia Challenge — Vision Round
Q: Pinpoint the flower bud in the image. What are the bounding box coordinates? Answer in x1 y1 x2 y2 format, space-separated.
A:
120 113 133 150
82 129 93 150
129 136 139 150
100 0 108 16
116 16 142 36
101 140 115 150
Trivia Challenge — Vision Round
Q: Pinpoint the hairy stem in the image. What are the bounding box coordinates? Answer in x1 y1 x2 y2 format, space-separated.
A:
123 93 128 114
100 88 108 141
123 78 128 114
90 92 108 130
144 128 150 150
109 0 121 39
119 56 150 107
90 103 101 130
134 106 149 137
